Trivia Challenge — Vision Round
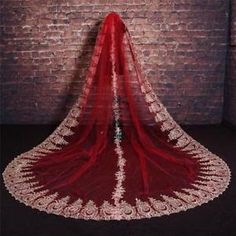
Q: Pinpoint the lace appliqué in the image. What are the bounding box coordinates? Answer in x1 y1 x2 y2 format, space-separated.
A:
2 149 231 220
110 20 126 207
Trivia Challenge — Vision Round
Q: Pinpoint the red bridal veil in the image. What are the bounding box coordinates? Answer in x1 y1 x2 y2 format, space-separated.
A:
3 12 231 221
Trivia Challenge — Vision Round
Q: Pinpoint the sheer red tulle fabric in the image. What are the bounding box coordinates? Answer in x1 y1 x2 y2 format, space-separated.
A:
2 12 231 220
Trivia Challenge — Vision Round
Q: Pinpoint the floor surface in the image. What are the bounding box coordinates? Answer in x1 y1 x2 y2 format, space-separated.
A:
1 124 236 236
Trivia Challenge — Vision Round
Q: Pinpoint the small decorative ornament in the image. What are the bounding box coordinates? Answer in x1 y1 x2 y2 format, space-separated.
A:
2 12 231 221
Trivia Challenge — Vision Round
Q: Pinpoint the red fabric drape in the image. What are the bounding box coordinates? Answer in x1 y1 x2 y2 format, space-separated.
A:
2 12 231 220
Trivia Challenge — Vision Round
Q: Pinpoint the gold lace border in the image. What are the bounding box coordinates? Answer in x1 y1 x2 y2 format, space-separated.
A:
2 145 231 221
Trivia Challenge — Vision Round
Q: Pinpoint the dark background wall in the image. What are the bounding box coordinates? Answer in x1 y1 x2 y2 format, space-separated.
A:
0 0 234 125
224 0 236 126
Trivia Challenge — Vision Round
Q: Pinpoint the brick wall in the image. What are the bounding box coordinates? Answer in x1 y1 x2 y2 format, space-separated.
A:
1 0 230 124
224 0 236 126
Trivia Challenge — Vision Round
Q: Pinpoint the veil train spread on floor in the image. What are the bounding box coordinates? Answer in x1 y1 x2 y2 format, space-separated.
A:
2 12 231 221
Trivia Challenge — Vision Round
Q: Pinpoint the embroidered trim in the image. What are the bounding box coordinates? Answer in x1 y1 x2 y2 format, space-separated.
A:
110 20 126 208
2 151 231 220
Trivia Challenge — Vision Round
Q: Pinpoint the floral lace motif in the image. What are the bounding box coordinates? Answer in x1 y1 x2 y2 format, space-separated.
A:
110 20 126 207
2 149 231 220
